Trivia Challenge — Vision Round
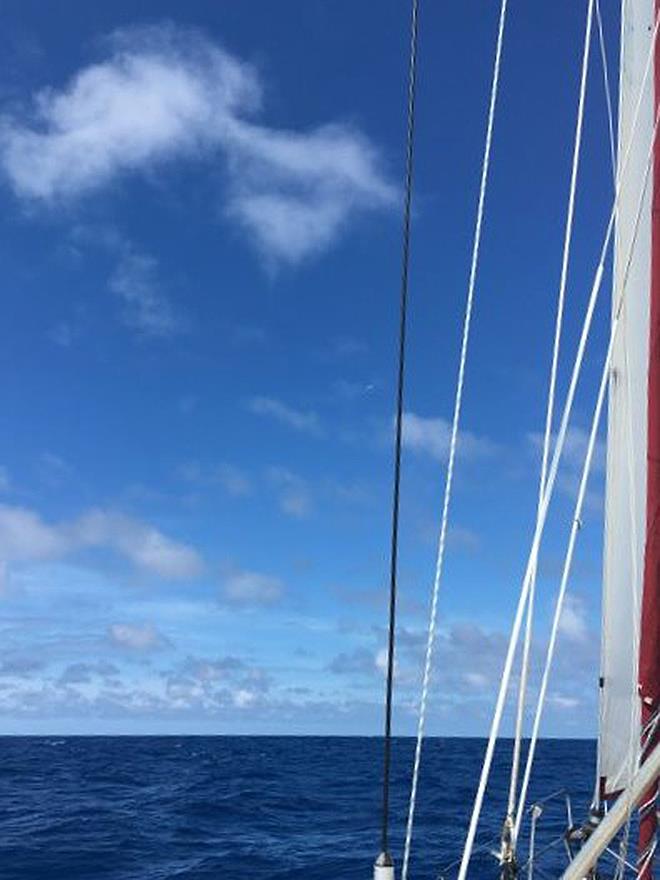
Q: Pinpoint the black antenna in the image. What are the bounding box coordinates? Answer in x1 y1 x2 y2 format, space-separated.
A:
378 0 420 871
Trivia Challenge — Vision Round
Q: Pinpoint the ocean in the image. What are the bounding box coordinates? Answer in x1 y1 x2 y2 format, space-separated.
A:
0 736 596 879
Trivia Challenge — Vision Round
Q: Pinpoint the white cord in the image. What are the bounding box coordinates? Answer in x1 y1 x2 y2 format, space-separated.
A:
400 3 509 877
458 25 660 874
595 0 617 182
506 0 594 830
514 99 660 855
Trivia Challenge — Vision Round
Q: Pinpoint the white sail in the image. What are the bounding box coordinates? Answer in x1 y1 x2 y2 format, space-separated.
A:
599 0 653 799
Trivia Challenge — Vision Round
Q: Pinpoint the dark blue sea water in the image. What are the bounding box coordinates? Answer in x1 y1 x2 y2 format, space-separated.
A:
0 737 595 879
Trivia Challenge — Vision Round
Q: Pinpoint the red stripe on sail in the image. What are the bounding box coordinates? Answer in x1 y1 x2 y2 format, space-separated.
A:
638 3 660 873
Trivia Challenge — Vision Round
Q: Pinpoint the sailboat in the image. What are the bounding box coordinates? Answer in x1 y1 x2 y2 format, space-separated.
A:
374 1 660 878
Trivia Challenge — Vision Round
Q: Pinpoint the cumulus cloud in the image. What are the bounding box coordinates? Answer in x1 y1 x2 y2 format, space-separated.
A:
221 569 283 605
0 503 203 579
0 656 46 678
402 412 495 462
109 622 170 652
58 661 119 685
164 654 272 711
0 24 395 263
248 397 321 435
329 647 379 677
0 505 69 561
74 510 202 579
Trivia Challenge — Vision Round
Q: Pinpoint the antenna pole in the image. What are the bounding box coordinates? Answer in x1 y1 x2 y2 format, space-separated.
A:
376 1 420 876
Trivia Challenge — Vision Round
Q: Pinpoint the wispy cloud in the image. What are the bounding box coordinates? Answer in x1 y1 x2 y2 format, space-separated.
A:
447 525 481 553
558 593 588 643
221 569 283 606
267 466 312 518
248 396 321 435
0 24 395 263
527 426 606 474
215 463 252 497
526 426 605 510
177 460 252 497
402 412 496 461
109 622 170 652
109 245 180 337
69 224 182 338
48 321 77 347
35 451 72 488
0 503 203 580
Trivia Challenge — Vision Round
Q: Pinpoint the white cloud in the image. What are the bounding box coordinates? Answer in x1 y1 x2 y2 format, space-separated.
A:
248 397 321 435
375 647 389 676
549 693 581 710
0 503 203 580
527 426 606 473
558 593 588 643
0 504 69 560
267 466 312 518
36 452 72 488
109 245 179 337
233 688 257 708
59 661 119 685
463 671 489 689
177 460 252 497
109 622 169 652
48 322 76 347
214 463 252 497
74 510 203 579
402 412 495 461
329 647 379 677
447 526 481 553
222 569 283 605
0 25 395 263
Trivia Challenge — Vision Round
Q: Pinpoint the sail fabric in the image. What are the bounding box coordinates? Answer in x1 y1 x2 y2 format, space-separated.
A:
637 0 660 872
599 0 653 800
639 0 660 718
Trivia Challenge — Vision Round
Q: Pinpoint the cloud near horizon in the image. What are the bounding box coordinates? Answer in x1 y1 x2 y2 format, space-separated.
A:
0 24 396 264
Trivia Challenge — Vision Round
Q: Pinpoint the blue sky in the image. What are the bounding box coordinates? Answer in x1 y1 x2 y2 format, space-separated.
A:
0 1 617 735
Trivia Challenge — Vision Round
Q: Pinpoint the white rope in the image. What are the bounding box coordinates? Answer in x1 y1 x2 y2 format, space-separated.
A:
595 0 617 182
513 89 660 852
400 2 509 877
458 26 660 874
506 0 595 832
512 0 660 841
